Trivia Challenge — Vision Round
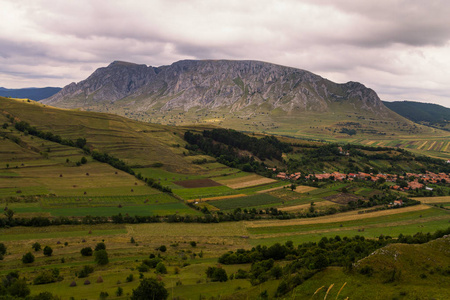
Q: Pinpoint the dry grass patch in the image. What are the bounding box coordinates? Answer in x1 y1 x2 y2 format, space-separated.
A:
187 194 247 203
217 174 276 189
256 186 287 194
279 201 335 212
294 185 318 193
246 204 432 228
413 196 450 204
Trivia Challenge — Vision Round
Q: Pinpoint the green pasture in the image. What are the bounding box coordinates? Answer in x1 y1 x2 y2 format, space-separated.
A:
248 207 449 235
40 194 178 208
172 185 238 200
210 194 283 211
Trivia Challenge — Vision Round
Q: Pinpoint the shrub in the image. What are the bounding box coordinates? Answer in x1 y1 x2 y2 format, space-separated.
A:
99 291 109 299
131 278 168 300
78 265 94 278
8 278 30 298
43 246 53 256
32 242 41 252
155 262 167 274
137 263 149 272
158 245 167 252
94 250 109 265
95 242 106 251
190 241 197 247
33 269 61 285
126 274 134 282
80 247 93 256
116 287 123 297
22 252 35 264
0 243 6 255
206 267 228 282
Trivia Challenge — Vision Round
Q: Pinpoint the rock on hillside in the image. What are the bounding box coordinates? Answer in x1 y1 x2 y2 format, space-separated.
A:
43 59 389 115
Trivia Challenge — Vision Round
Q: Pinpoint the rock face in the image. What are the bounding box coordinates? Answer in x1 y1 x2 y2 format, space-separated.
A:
43 59 388 115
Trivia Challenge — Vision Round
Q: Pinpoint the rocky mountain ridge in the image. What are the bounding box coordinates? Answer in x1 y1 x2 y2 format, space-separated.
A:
43 59 388 116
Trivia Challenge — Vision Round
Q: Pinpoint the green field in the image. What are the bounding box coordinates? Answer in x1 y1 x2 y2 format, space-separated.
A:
210 194 283 211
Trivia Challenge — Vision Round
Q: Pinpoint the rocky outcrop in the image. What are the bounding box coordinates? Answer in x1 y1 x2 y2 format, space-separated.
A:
43 59 388 115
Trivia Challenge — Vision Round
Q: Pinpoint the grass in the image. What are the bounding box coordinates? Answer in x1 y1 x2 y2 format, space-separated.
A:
172 185 238 200
210 194 283 211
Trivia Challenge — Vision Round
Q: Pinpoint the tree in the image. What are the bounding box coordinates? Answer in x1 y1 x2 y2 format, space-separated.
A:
4 208 14 222
22 252 35 264
8 278 30 298
158 245 167 252
95 242 106 251
95 249 109 265
290 183 296 191
80 156 88 164
80 247 93 256
43 246 53 256
155 262 167 274
116 287 123 297
0 242 6 255
131 278 168 300
32 242 42 251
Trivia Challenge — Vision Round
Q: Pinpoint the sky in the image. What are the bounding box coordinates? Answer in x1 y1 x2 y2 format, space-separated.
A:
1 0 450 107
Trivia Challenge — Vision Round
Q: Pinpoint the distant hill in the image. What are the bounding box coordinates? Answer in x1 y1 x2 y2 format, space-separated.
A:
42 59 440 141
0 87 61 100
383 100 450 130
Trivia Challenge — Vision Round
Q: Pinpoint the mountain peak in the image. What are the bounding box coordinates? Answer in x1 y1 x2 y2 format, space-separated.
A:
43 59 388 117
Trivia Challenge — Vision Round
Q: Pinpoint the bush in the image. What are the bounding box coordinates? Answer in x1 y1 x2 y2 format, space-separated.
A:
95 242 106 251
22 252 35 264
32 242 41 251
43 246 53 256
126 274 134 282
80 247 93 256
158 245 167 252
99 291 109 299
190 241 197 247
8 278 30 298
0 243 6 255
155 262 167 274
116 287 123 297
33 269 61 285
78 265 94 278
206 267 228 282
131 278 168 300
95 250 109 265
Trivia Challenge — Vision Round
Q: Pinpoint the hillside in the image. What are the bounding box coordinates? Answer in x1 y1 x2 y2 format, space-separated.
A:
41 60 450 158
383 100 450 131
0 87 61 101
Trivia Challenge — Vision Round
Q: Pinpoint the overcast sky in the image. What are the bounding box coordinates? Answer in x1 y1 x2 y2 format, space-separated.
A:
1 0 450 107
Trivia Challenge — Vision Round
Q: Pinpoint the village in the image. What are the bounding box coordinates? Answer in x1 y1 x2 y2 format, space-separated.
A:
275 169 449 192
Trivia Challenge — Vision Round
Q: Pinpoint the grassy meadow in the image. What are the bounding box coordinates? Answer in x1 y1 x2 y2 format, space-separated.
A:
1 97 450 299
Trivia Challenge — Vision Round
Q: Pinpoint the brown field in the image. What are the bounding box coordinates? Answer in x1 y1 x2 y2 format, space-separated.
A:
187 194 248 203
324 193 363 204
174 178 222 188
217 174 276 189
413 196 450 204
256 186 287 194
294 185 318 193
246 204 432 228
279 200 335 212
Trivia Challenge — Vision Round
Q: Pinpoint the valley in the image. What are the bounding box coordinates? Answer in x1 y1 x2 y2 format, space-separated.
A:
0 97 449 299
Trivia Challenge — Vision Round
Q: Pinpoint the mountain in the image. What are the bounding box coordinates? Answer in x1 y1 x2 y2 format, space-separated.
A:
43 59 389 115
383 100 450 130
0 87 61 100
43 60 446 142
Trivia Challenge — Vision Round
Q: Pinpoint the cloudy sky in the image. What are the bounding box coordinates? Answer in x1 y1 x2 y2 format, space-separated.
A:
1 0 450 107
